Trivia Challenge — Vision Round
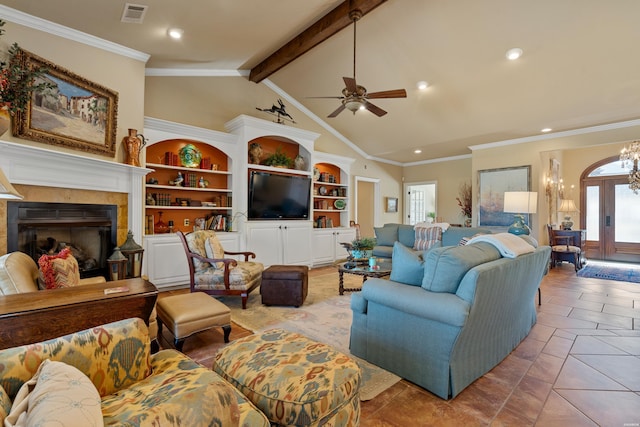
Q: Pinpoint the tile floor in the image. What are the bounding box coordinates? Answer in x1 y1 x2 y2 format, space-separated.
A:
159 261 640 426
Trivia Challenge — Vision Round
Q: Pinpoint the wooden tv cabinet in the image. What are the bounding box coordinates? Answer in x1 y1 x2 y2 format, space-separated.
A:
0 278 158 350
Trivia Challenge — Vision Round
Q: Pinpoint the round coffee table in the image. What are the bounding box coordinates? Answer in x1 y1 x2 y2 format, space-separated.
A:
336 260 391 295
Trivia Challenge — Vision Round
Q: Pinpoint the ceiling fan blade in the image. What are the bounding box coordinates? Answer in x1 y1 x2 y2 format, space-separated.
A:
363 101 387 117
328 104 346 118
343 77 357 93
367 89 407 99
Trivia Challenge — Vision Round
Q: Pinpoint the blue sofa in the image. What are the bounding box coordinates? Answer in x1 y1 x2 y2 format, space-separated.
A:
350 235 551 399
372 223 493 257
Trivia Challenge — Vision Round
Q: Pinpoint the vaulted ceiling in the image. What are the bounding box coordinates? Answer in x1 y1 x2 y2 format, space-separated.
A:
3 0 640 164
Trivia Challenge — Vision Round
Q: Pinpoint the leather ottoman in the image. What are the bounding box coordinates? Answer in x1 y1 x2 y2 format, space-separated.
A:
156 291 231 351
260 265 308 307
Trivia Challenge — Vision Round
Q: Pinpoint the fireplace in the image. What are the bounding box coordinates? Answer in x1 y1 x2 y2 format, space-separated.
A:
7 202 117 278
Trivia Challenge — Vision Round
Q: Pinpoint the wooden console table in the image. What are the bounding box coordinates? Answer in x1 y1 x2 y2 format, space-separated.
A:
0 278 158 350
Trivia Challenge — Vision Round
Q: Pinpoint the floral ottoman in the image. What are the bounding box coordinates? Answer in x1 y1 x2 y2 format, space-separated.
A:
213 329 361 427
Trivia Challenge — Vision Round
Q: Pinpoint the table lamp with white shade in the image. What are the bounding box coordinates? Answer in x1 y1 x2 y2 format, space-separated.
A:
0 167 23 200
503 191 537 235
558 199 579 230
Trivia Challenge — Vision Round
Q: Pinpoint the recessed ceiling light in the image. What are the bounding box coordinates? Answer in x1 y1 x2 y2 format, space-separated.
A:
414 149 422 154
541 128 552 133
417 81 429 90
506 47 523 60
167 28 184 39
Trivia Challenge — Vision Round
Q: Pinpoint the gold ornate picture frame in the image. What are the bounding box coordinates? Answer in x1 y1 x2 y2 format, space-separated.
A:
12 48 118 157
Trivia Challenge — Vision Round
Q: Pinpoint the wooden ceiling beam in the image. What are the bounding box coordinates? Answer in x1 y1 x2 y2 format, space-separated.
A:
249 0 387 83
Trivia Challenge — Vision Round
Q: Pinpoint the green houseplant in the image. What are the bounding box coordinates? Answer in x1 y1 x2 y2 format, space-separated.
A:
0 19 54 116
350 236 376 259
263 146 292 168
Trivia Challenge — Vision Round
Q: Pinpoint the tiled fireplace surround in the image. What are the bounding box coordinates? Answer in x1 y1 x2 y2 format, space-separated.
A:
0 140 150 255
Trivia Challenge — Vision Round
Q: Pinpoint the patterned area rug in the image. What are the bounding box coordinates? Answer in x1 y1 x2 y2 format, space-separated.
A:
216 271 401 401
577 261 640 283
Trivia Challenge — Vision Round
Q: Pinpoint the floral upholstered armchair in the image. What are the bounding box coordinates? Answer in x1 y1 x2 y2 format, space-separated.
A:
177 230 263 309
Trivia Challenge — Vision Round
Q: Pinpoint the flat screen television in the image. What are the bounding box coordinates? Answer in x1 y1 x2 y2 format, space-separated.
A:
248 171 311 220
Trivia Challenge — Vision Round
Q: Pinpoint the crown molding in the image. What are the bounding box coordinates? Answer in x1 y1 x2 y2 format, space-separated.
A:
0 5 150 63
145 68 250 77
469 119 640 152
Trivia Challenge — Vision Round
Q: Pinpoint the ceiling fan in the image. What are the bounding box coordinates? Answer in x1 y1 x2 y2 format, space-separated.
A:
311 9 407 118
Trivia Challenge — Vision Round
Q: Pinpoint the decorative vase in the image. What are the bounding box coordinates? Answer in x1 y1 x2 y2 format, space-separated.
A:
294 154 306 170
123 128 146 167
248 143 263 164
464 217 472 227
0 104 11 136
154 211 169 234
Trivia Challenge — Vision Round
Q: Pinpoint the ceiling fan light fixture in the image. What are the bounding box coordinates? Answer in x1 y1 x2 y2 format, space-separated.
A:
345 100 364 113
506 47 523 60
417 81 429 90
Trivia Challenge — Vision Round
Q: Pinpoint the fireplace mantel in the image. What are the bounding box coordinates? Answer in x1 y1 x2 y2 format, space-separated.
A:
0 139 151 241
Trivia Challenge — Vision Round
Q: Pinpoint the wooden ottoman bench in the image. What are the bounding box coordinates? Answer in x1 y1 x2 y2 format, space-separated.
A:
213 329 361 427
260 265 309 307
156 292 231 351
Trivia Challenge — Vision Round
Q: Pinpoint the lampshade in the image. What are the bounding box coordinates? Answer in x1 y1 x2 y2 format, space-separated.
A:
503 191 537 214
503 191 537 235
558 198 579 230
558 199 578 213
0 167 24 200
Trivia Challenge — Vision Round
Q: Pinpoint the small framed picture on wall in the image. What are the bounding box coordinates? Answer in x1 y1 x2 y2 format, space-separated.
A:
386 197 398 213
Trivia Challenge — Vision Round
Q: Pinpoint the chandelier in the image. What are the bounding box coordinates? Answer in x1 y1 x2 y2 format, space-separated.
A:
620 140 640 194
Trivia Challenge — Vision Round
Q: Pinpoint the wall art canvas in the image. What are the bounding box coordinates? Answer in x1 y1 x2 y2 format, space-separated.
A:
478 165 531 227
12 49 118 156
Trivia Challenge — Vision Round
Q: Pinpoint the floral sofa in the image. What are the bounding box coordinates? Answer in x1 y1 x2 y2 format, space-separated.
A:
0 318 270 426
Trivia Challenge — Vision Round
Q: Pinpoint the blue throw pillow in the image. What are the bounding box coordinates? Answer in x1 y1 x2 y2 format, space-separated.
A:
422 242 501 293
374 225 398 246
390 241 424 286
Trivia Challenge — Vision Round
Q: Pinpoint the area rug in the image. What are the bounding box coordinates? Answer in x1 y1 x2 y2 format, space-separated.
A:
216 271 401 401
577 261 640 284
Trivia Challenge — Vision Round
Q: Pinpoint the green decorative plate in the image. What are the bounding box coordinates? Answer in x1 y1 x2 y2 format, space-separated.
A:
179 144 202 168
334 199 346 210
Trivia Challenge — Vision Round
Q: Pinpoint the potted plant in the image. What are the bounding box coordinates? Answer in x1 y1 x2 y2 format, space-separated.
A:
263 146 292 168
0 20 54 134
350 236 376 260
427 211 436 223
456 181 472 226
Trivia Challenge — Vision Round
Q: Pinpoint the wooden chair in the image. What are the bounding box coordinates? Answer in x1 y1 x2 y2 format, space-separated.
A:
546 224 582 272
177 230 263 309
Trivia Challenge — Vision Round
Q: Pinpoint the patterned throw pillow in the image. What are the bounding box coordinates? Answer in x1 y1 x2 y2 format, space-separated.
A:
413 226 443 251
204 235 225 269
5 360 103 427
37 248 81 289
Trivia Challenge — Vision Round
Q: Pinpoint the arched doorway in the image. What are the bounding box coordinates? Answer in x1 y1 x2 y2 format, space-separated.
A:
581 156 640 262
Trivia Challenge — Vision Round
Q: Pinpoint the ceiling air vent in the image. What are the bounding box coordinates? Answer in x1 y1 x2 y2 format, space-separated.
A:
121 3 148 24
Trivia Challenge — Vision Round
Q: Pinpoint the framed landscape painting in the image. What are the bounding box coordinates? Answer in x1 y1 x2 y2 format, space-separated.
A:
478 165 531 227
12 48 118 157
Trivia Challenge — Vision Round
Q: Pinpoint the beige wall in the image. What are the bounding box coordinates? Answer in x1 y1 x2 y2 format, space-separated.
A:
403 158 472 225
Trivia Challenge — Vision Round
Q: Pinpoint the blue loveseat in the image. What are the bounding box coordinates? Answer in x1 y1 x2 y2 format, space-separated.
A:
372 223 493 258
350 234 551 399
